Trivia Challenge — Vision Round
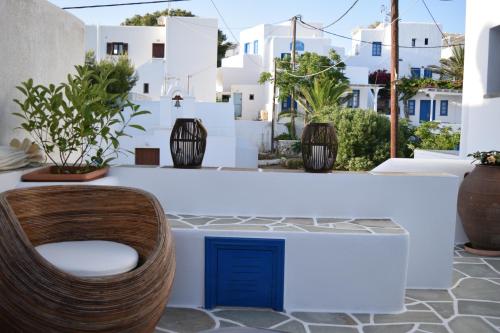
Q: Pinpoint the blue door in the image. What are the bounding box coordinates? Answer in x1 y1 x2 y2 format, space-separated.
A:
205 237 285 311
419 100 430 122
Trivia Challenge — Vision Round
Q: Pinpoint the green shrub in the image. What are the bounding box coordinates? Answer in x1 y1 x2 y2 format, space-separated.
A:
285 158 304 169
317 106 412 171
410 121 460 151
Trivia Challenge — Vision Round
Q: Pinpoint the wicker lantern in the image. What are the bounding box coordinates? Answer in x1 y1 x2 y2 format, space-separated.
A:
170 118 207 168
301 123 338 173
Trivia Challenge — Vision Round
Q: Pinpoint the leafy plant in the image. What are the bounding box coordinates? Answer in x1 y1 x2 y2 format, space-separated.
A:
428 45 464 82
13 65 149 173
316 107 412 170
468 151 500 166
259 50 348 137
409 121 460 151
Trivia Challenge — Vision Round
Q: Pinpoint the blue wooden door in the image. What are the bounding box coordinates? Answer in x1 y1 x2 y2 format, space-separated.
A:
205 237 285 311
419 100 431 122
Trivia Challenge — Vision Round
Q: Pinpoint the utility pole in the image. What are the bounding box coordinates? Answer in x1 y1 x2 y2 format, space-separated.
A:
271 58 277 152
290 15 297 139
390 0 399 158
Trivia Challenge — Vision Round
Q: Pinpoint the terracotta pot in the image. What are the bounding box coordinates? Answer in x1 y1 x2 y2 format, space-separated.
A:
458 165 500 252
21 166 109 182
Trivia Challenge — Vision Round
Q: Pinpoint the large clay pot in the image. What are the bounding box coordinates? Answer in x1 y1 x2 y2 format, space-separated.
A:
458 165 500 253
301 123 338 173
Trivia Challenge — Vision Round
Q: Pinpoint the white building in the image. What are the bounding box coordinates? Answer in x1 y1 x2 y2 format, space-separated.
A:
345 22 443 78
459 0 500 155
403 88 462 126
217 21 377 125
85 16 218 102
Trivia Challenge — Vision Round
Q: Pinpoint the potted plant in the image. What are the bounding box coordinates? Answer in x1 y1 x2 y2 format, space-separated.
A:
13 64 149 182
458 151 500 256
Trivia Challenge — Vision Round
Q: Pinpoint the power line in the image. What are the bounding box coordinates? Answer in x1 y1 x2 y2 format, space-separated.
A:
324 0 360 29
279 60 344 78
298 18 463 49
62 0 188 10
420 0 449 47
208 0 239 43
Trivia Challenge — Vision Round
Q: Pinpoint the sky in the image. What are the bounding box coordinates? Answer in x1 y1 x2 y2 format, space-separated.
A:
48 0 466 50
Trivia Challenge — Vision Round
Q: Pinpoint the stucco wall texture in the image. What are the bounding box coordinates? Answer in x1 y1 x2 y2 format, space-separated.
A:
0 0 85 145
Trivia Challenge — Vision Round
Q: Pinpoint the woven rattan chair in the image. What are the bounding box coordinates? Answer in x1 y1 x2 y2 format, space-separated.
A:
0 185 175 333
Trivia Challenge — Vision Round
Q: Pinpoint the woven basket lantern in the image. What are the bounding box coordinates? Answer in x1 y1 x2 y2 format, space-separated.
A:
301 123 338 173
170 118 207 168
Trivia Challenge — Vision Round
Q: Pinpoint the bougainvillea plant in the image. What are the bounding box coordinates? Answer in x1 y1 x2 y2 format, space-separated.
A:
468 151 500 166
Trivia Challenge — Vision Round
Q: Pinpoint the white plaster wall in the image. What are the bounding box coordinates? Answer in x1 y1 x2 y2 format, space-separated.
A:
460 0 500 156
346 23 442 77
404 92 462 126
235 120 287 152
0 0 85 145
171 229 408 313
165 17 217 102
231 85 266 120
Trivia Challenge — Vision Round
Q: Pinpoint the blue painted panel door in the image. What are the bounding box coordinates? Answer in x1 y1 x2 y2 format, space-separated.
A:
217 249 273 307
419 100 431 122
205 237 285 311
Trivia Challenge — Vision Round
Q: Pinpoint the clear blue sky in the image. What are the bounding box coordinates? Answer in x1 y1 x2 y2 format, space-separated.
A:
48 0 465 50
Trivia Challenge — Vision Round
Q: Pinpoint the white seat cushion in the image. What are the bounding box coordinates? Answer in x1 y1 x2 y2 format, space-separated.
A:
36 240 139 277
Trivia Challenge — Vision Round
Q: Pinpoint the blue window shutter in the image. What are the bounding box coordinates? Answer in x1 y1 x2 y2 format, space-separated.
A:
253 40 258 54
411 68 421 78
372 42 382 56
424 69 432 78
408 100 416 115
244 43 250 54
440 100 449 116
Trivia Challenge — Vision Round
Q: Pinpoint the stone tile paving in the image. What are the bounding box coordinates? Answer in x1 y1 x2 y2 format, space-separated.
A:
166 214 406 235
155 244 500 333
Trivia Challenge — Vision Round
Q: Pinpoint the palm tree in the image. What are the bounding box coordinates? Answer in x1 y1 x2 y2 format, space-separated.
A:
298 78 351 123
429 45 464 82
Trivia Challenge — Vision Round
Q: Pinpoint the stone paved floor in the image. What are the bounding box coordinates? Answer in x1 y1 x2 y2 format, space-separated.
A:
155 244 500 333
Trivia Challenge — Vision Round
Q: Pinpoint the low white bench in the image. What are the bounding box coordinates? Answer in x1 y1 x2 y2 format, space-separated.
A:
168 215 409 314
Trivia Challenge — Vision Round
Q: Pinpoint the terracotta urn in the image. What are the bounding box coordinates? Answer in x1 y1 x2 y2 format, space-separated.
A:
458 165 500 255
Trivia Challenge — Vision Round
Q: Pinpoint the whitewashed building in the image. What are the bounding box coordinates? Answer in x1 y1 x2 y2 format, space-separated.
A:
345 22 443 78
459 0 500 155
216 21 379 126
85 16 218 102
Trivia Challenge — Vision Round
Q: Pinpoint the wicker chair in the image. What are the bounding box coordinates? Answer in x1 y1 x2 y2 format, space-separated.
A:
0 185 175 333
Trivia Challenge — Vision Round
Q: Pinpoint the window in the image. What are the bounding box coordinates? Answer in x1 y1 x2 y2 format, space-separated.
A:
372 42 382 56
281 96 297 110
244 42 250 54
408 100 416 115
280 53 291 60
411 68 421 78
347 90 360 108
143 83 149 94
412 38 416 47
486 25 500 96
290 40 305 52
152 43 164 58
424 68 433 78
253 40 258 54
440 100 449 116
424 38 429 45
249 94 254 101
106 42 128 55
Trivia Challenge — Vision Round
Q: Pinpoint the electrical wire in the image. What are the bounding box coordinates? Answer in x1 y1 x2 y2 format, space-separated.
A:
420 0 449 47
208 0 239 43
323 0 360 29
62 0 188 10
298 18 463 49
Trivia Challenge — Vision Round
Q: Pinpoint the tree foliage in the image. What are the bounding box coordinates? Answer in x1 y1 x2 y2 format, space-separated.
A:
428 45 464 82
409 121 460 151
85 51 138 96
315 106 412 170
122 8 195 25
300 78 350 122
259 50 348 137
121 8 234 67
